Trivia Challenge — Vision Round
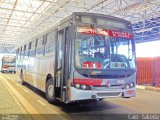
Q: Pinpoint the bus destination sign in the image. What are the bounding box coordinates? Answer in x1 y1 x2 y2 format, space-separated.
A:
77 26 133 39
97 18 127 29
75 15 129 29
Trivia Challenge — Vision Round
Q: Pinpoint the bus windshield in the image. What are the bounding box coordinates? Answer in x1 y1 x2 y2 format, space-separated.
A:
75 26 135 70
2 57 16 66
3 63 16 66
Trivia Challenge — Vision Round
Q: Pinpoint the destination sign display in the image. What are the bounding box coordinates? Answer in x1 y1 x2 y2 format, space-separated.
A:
81 16 93 24
77 26 133 39
107 30 133 39
75 15 130 29
77 27 109 36
97 18 127 29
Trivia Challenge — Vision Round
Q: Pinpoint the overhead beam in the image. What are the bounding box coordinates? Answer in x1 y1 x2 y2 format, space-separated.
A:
0 23 41 30
0 6 41 14
0 16 33 22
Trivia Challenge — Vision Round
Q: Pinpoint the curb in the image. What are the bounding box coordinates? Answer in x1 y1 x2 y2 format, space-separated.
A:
136 85 160 93
145 86 160 92
136 85 145 90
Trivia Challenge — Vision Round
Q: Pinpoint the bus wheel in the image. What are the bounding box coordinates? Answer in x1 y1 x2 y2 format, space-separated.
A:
20 72 25 85
46 79 56 103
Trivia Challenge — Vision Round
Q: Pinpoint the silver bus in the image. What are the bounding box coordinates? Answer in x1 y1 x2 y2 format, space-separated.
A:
16 12 136 103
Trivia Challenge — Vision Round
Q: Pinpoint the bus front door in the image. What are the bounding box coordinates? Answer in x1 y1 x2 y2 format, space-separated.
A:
55 27 70 102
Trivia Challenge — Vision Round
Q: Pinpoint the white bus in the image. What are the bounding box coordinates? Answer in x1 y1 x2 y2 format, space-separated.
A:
16 12 136 103
1 55 16 73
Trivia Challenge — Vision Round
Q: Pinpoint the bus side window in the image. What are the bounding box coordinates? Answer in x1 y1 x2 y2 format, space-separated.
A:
43 35 46 55
28 42 32 58
35 39 38 57
57 31 63 69
16 48 19 59
23 44 26 58
18 48 20 59
20 47 23 59
29 41 36 57
24 44 28 58
45 31 55 55
42 36 45 46
36 37 44 57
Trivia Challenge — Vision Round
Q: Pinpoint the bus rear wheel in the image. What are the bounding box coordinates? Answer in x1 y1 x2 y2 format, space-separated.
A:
46 79 56 103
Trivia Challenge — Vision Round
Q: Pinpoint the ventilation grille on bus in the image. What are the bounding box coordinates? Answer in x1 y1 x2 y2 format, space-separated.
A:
97 92 121 97
89 74 130 79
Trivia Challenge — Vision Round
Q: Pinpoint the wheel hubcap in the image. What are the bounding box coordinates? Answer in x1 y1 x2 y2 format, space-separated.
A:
48 85 54 98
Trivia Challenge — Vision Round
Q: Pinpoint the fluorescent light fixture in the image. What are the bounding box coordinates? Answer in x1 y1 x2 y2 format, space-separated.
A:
135 28 153 33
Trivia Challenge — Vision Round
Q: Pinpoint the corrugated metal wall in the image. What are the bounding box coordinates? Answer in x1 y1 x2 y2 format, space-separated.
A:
137 57 160 86
155 57 160 86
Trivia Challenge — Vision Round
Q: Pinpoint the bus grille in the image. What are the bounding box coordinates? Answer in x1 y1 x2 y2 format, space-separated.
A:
93 85 123 90
97 92 121 97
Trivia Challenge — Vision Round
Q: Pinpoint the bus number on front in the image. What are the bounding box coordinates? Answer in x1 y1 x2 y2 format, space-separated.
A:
117 80 125 84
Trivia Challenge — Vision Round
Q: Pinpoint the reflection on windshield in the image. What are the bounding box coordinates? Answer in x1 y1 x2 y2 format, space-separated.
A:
75 32 135 69
3 61 16 66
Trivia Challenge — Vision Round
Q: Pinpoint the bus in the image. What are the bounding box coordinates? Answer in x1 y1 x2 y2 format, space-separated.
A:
16 12 136 103
1 55 16 73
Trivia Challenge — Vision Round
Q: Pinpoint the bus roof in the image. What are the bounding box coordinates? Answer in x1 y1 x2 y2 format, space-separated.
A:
72 12 131 24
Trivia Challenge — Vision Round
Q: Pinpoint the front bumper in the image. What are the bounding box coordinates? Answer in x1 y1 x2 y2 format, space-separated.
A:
69 87 136 101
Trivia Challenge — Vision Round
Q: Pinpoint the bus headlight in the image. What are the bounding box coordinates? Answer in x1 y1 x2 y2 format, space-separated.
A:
75 84 80 89
125 84 130 89
81 85 87 90
123 83 134 89
130 82 134 88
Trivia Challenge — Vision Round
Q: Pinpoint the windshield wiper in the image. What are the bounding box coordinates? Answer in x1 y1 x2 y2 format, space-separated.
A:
90 24 111 65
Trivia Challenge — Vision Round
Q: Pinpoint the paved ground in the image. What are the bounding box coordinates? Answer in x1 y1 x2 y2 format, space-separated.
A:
0 73 160 120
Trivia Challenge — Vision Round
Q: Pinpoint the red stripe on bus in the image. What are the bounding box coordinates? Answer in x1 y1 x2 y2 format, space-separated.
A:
74 78 103 86
2 65 8 68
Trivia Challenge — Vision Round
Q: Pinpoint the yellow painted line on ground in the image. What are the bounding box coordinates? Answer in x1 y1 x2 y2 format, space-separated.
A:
16 83 30 93
0 76 27 114
37 100 47 106
17 83 22 87
23 89 30 93
0 75 46 120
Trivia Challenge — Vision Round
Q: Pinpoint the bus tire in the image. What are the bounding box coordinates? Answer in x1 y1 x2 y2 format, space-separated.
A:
20 71 25 85
45 79 56 103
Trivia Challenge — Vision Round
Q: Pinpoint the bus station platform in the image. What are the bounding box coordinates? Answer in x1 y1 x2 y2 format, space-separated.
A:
136 85 160 93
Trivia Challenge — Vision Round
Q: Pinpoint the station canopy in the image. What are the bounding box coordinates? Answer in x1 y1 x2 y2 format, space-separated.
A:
0 0 159 53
